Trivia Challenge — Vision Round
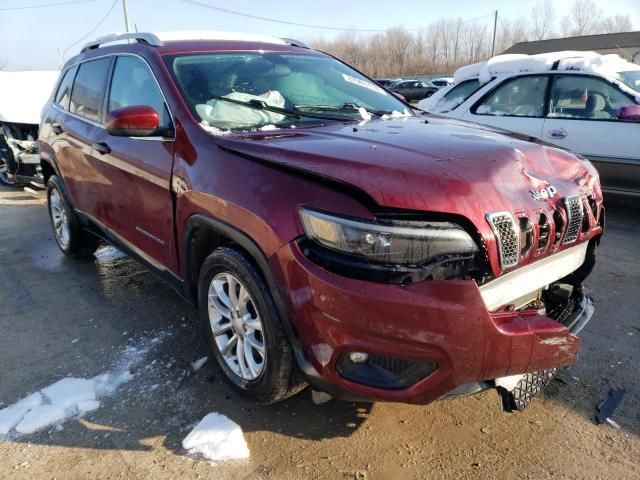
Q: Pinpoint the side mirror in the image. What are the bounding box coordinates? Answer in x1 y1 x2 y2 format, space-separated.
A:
105 105 160 136
617 105 640 122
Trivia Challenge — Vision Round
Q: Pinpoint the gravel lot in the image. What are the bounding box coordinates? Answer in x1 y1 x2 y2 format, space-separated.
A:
0 185 638 479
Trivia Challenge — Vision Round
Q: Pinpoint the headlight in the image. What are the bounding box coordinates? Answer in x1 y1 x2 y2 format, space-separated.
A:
299 208 480 283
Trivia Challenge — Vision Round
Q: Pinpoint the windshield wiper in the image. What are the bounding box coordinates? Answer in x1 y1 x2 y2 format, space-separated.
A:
207 95 347 121
295 103 393 117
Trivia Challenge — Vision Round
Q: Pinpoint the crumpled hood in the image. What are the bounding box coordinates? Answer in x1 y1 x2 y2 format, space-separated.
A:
214 115 601 219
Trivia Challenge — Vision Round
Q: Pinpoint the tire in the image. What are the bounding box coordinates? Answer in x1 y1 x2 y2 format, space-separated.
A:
0 138 17 186
198 246 306 404
47 175 99 258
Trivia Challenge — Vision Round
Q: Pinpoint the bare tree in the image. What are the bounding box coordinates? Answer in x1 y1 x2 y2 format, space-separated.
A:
561 0 604 36
601 14 633 34
496 17 530 53
308 2 635 79
531 0 556 40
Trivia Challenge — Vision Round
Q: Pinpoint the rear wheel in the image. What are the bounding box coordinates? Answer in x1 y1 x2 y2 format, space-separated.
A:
47 175 99 258
198 246 306 404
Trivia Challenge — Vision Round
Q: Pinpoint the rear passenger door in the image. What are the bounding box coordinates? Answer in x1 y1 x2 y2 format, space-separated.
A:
54 57 113 219
465 75 549 139
93 55 177 273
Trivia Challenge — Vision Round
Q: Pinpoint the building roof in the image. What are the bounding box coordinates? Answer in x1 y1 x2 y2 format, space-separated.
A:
504 31 640 55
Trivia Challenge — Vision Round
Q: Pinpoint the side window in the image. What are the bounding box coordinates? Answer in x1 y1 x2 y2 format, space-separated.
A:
475 76 549 117
433 79 482 112
108 56 172 130
548 75 632 121
54 66 78 110
70 58 111 123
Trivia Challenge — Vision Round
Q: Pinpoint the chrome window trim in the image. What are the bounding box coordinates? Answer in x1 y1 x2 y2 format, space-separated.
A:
56 52 175 142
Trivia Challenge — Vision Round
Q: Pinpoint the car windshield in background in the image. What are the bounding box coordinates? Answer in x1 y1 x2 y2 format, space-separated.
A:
619 70 640 93
433 79 482 112
165 52 412 131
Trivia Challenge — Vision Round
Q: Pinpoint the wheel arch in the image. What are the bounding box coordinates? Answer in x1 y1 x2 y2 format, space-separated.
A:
182 213 331 390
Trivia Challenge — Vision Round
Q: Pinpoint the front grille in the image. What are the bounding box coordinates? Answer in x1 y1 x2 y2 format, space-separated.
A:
563 196 583 244
487 212 520 269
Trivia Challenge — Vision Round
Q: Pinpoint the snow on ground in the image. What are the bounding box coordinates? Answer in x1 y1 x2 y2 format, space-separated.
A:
0 339 157 437
182 413 250 463
94 245 127 263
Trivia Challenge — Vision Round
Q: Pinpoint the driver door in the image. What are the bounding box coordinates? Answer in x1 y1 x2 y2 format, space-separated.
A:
543 74 640 194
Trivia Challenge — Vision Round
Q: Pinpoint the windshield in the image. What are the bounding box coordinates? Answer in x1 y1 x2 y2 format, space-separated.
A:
164 52 412 131
619 70 640 93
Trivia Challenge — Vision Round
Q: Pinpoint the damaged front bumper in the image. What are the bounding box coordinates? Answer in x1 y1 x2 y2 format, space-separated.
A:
495 293 594 411
272 241 595 407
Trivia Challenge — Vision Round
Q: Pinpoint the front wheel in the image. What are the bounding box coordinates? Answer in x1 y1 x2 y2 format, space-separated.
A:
47 175 99 258
198 246 306 404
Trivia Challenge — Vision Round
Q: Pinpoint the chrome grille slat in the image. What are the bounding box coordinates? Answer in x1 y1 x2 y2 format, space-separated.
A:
487 212 520 269
563 196 583 244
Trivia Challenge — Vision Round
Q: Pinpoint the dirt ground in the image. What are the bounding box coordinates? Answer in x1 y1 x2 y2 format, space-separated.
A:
0 184 639 480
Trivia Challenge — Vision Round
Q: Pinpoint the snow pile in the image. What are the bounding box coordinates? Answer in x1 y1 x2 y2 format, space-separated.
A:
455 51 640 87
154 31 287 45
381 109 412 120
182 413 250 462
94 245 127 263
0 70 60 124
0 342 151 436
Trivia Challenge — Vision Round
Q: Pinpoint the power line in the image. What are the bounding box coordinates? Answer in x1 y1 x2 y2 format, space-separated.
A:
180 0 494 33
0 0 98 12
62 0 118 60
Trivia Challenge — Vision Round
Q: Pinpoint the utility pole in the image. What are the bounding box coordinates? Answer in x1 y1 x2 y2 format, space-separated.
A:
491 10 498 57
122 0 130 33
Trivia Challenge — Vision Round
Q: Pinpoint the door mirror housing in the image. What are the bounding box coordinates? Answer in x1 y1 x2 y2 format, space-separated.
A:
617 105 640 122
106 105 160 136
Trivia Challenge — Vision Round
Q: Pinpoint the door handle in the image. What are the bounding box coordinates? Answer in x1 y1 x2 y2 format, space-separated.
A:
547 129 567 139
52 123 63 135
92 142 111 154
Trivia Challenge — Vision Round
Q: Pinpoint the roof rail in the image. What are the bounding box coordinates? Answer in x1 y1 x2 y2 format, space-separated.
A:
81 32 163 52
280 38 309 48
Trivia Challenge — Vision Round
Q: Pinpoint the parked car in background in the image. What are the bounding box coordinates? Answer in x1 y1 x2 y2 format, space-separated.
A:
419 51 640 196
429 77 454 88
391 80 438 101
375 78 401 88
40 32 602 411
0 70 59 186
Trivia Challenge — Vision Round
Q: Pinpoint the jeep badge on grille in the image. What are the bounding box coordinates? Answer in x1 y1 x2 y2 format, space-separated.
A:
530 186 558 201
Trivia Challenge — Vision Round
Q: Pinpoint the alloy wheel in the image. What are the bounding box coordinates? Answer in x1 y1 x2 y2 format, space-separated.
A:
207 272 266 380
49 189 70 248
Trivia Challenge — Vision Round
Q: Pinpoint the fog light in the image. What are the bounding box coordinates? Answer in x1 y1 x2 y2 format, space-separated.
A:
349 352 369 364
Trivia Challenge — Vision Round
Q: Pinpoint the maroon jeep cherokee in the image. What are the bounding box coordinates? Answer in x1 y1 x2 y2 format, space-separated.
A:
39 32 603 410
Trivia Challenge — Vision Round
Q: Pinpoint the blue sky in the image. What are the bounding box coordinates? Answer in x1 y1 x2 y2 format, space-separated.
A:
1 0 638 70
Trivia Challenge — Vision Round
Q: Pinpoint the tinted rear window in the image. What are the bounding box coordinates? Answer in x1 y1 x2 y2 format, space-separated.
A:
70 58 111 123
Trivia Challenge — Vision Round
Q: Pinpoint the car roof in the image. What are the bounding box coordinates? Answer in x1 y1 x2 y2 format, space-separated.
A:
65 31 316 68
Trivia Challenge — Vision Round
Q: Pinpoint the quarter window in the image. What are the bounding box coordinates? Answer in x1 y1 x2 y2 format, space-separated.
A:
54 66 77 110
548 75 632 120
107 56 172 130
475 76 549 117
70 58 111 123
